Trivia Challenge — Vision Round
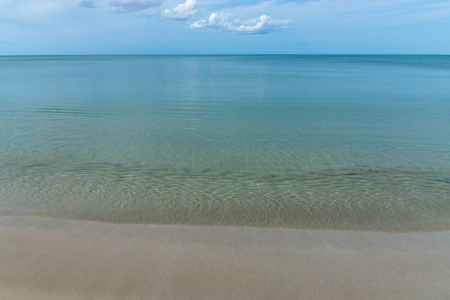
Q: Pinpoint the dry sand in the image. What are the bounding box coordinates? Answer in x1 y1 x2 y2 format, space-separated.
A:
1 216 450 300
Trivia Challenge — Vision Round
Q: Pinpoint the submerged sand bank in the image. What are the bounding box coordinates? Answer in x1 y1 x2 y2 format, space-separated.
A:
1 216 450 300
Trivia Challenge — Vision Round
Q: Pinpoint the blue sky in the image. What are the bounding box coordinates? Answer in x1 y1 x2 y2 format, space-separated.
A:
1 0 449 54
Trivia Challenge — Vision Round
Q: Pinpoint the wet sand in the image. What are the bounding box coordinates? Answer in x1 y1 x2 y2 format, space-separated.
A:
1 216 450 300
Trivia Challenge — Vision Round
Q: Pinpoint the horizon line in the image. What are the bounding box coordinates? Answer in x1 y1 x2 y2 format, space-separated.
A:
1 53 449 57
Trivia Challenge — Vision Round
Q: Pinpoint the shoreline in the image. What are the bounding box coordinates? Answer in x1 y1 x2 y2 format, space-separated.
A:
2 212 449 233
1 216 450 299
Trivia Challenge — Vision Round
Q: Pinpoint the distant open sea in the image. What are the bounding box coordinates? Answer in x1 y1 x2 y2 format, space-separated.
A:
1 55 449 231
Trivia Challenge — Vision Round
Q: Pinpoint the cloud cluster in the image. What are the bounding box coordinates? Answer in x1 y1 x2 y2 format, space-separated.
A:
78 0 197 16
109 0 160 13
74 0 291 35
162 0 196 20
190 13 291 34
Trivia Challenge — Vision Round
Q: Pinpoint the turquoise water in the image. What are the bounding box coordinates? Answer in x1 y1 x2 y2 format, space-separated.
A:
1 55 450 231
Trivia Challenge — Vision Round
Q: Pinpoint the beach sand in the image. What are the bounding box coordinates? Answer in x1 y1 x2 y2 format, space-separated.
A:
1 216 450 300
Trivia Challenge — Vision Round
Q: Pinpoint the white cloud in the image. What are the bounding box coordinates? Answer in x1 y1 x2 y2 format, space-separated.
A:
162 0 197 20
109 0 160 13
79 0 98 8
190 12 291 34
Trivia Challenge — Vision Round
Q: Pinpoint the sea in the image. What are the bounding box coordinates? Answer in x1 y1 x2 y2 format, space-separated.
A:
1 55 449 231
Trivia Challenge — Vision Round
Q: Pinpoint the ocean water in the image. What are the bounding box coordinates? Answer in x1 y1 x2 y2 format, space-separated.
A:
1 55 449 231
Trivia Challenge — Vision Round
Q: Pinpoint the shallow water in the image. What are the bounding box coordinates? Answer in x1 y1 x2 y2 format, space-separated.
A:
1 55 449 231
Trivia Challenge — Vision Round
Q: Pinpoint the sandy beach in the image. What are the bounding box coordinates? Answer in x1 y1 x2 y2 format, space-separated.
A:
1 216 450 299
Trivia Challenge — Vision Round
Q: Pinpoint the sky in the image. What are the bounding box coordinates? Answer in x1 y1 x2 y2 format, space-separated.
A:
0 0 450 54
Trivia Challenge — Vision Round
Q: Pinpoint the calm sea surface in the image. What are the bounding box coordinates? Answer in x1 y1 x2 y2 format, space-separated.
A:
1 55 449 231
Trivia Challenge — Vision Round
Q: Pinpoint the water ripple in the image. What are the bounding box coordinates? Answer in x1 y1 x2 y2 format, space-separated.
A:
1 163 449 232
